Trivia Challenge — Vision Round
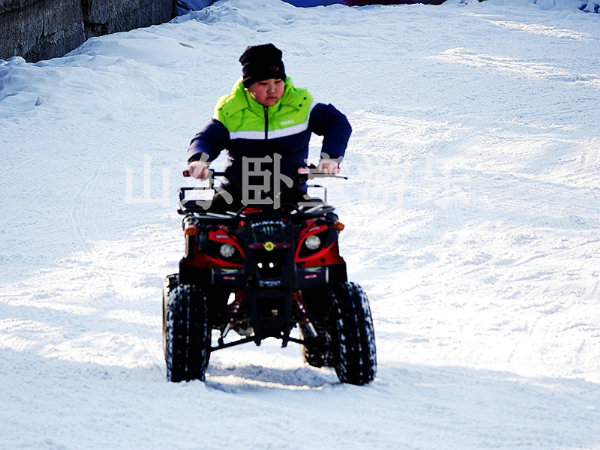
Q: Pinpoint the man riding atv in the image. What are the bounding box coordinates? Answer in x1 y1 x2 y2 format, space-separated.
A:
162 44 375 386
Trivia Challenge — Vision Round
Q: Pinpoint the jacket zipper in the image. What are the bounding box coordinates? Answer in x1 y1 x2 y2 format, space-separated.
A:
264 106 269 140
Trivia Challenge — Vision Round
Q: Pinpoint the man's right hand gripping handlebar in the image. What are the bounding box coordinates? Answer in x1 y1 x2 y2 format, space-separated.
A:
185 160 210 179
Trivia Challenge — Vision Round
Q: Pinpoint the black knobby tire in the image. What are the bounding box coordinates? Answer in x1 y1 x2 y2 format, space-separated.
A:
330 282 377 385
164 283 211 382
162 274 178 360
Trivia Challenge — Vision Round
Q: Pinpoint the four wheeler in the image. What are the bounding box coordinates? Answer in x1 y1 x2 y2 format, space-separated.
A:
162 167 376 385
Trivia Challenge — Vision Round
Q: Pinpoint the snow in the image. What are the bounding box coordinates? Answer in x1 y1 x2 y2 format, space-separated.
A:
1 0 600 447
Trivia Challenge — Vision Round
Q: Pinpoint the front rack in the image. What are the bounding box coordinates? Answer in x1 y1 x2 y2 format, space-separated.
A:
178 168 346 218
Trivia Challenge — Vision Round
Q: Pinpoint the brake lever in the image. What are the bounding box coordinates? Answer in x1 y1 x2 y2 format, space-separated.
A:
297 167 347 180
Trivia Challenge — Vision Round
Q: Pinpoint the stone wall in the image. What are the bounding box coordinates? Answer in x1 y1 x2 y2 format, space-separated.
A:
0 0 174 62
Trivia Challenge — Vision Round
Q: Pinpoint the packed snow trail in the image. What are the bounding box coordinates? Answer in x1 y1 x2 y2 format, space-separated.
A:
1 0 599 447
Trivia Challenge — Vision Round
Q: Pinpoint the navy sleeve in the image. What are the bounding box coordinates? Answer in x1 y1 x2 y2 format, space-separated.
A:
308 103 352 161
187 119 230 163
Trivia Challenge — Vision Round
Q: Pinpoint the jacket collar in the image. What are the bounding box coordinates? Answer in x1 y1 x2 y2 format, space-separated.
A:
221 77 301 116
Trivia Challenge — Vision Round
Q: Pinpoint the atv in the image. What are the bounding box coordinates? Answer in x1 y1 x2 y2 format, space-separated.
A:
162 167 376 385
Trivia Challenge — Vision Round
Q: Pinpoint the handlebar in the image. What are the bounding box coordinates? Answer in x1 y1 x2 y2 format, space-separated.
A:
183 167 347 180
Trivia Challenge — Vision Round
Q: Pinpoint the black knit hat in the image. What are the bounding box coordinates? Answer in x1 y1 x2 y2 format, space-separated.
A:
239 43 286 88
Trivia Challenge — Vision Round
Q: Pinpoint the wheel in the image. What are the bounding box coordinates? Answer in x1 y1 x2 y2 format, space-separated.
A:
162 274 178 360
330 282 377 385
164 283 212 382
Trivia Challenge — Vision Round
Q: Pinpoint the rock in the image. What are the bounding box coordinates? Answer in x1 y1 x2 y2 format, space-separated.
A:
0 0 174 62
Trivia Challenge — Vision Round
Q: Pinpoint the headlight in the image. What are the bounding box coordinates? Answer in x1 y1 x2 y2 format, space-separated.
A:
219 244 236 258
304 235 321 250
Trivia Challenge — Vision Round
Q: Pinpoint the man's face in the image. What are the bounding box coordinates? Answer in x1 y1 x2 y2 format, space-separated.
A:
248 78 285 107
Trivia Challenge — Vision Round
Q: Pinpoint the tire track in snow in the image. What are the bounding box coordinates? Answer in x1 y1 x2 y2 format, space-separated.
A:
70 167 100 254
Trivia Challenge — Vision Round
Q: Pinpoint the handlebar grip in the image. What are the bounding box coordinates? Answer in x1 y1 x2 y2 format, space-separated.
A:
183 169 226 178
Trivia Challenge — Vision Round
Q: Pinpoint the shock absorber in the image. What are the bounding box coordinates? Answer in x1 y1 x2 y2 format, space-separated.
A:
221 291 248 340
293 291 318 338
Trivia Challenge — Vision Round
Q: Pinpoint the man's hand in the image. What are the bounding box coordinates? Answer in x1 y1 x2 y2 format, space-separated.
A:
188 160 210 179
317 158 340 175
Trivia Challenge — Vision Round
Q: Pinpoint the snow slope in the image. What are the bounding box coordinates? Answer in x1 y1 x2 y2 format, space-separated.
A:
1 0 600 447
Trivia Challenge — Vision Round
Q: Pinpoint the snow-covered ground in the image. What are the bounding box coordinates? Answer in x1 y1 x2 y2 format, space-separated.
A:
1 0 600 447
